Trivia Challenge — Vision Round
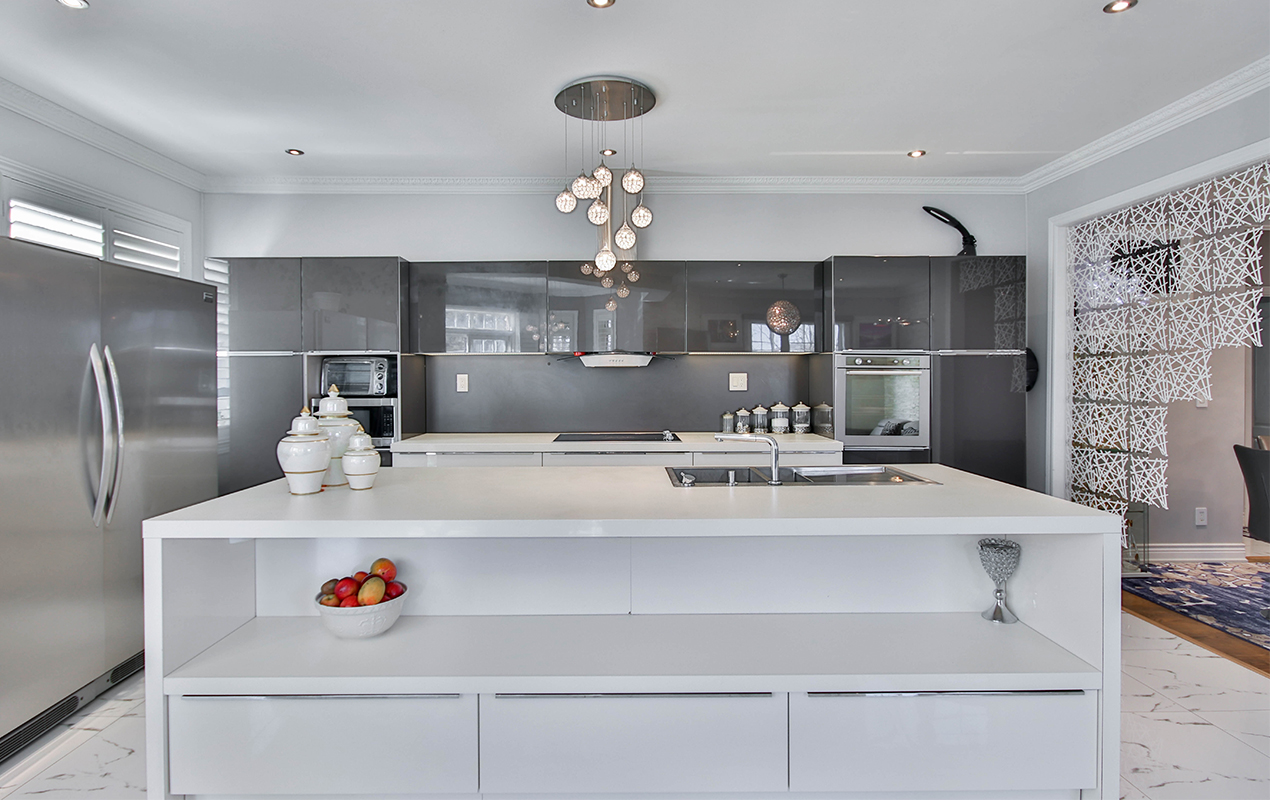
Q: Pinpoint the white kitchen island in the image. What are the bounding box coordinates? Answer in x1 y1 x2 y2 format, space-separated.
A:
144 464 1121 800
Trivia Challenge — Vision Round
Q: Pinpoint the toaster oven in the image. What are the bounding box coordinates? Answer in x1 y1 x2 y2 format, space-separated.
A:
320 356 393 397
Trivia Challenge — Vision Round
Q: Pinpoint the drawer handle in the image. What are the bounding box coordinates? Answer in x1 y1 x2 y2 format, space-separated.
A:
180 694 463 700
493 692 773 699
807 690 1086 698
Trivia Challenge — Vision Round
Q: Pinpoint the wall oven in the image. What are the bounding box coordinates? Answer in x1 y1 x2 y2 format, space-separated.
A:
833 353 930 450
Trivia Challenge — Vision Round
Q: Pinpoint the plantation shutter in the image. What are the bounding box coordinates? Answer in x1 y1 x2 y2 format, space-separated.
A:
7 196 104 258
109 214 182 273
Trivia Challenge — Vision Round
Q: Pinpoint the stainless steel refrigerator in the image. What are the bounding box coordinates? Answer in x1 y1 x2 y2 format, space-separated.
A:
0 236 217 762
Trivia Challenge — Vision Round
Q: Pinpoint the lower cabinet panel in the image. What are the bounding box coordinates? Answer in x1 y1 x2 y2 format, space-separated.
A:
479 692 788 793
692 452 842 467
789 690 1099 792
167 694 478 795
541 452 694 467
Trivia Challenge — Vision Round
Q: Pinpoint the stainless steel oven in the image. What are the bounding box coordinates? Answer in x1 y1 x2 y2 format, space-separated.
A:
833 353 930 450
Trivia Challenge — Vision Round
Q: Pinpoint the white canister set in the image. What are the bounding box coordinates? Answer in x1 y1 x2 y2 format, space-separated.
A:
276 385 381 495
722 401 814 434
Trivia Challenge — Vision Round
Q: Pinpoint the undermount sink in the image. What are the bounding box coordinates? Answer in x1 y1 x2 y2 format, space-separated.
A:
666 465 936 487
555 431 681 442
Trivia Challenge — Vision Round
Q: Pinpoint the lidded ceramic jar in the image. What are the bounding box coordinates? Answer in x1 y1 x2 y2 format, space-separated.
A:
770 402 791 434
315 385 359 487
342 427 381 491
751 405 769 434
734 408 751 433
276 408 331 495
792 402 812 434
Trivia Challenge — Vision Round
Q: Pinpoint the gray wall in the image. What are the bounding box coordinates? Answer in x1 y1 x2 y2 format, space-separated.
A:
421 354 809 433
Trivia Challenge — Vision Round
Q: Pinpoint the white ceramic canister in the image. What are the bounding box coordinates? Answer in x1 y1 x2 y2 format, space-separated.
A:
770 402 790 434
315 385 360 487
276 408 331 495
342 428 381 491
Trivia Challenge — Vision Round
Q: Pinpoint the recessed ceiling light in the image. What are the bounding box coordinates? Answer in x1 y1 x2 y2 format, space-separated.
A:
57 0 90 8
284 149 305 156
587 0 615 8
907 150 927 158
1103 0 1137 12
601 148 617 157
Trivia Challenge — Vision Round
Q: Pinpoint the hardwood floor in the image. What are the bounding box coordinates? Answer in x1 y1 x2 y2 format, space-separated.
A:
1122 590 1270 678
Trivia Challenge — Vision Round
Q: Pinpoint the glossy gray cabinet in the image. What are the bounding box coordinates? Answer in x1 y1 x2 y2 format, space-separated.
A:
686 262 821 352
930 256 1026 351
547 261 686 353
226 258 302 352
218 354 305 495
409 261 547 354
825 256 930 351
302 257 407 352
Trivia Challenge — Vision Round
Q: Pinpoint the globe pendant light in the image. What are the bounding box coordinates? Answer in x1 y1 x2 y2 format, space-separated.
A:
614 221 636 250
766 301 802 335
587 199 610 225
616 283 630 298
627 269 640 282
579 262 594 275
621 168 644 194
595 246 617 272
593 163 612 188
556 189 577 213
630 202 652 228
600 274 614 289
605 296 618 311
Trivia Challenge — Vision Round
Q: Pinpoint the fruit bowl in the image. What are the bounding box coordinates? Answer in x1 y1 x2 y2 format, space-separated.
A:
313 588 406 639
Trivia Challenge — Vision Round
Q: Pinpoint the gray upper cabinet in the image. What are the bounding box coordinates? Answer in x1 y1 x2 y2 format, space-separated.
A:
302 257 407 352
226 258 302 352
686 262 821 352
408 262 547 354
930 256 1026 351
547 261 686 353
826 256 930 351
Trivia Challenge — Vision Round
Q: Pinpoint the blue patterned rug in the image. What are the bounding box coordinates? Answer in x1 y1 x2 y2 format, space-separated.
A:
1123 562 1270 650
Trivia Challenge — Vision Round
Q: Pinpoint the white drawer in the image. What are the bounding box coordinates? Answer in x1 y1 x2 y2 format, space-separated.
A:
541 452 693 467
168 694 478 795
692 451 842 467
789 690 1098 792
479 692 788 793
393 452 542 467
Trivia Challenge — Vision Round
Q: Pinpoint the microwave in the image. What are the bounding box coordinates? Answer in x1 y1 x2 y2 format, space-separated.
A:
321 356 393 397
309 396 398 448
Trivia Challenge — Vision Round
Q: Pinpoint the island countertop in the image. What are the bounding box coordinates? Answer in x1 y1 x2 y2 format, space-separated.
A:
145 463 1118 539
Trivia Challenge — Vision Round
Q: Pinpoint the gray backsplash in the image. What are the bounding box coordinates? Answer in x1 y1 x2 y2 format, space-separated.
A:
421 354 812 433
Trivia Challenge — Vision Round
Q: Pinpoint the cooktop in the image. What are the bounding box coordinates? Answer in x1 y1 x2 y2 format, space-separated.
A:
553 432 681 443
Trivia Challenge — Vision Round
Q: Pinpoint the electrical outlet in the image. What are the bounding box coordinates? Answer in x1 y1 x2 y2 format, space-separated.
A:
1195 507 1208 526
456 374 468 393
729 372 748 391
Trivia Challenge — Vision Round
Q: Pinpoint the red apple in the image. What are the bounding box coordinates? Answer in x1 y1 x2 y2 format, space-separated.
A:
384 581 406 600
358 575 386 606
333 577 360 600
369 557 397 583
317 593 340 607
338 595 360 607
352 571 369 583
320 578 339 595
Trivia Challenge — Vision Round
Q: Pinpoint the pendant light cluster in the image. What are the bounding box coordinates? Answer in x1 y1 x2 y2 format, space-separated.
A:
554 77 654 310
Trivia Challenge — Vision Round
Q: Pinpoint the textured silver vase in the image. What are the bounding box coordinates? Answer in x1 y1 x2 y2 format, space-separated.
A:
978 537 1021 624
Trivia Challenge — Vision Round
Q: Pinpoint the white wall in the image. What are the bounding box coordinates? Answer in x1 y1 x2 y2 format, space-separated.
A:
1023 88 1270 496
0 105 204 274
202 190 1025 261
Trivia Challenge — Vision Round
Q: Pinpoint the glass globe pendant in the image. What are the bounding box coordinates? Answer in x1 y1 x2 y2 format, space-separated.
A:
621 168 644 194
627 269 640 282
630 202 652 228
579 262 594 275
555 188 577 213
616 284 630 298
605 296 617 311
600 274 614 289
620 262 632 273
587 199 610 226
592 163 612 188
595 247 617 272
572 173 601 200
766 301 802 335
614 221 636 250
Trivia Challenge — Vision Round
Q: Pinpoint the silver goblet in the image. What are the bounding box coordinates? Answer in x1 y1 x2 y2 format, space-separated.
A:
977 537 1020 624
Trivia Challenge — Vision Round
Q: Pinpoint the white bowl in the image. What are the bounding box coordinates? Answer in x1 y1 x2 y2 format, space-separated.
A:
313 588 406 639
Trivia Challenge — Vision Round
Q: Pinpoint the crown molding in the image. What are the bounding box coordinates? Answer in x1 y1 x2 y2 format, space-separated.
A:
0 76 206 190
1019 56 1270 194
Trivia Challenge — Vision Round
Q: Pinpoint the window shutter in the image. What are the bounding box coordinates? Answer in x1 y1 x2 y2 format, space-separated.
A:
109 215 181 273
203 258 231 448
7 198 104 258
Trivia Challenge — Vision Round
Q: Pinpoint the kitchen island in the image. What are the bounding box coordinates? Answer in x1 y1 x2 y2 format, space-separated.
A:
144 464 1121 800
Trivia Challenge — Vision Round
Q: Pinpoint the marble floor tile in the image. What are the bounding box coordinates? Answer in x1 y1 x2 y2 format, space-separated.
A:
1193 708 1270 757
1122 710 1270 799
1120 775 1150 799
1122 646 1270 712
1122 671 1186 713
6 716 145 800
1122 613 1205 651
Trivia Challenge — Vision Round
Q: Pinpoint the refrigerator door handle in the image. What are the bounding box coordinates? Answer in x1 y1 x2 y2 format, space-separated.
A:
103 345 125 525
88 343 116 528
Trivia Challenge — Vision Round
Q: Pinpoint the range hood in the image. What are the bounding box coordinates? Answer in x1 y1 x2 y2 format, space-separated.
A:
565 351 660 367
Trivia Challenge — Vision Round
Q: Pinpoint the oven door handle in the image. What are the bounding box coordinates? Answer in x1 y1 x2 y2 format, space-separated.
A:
837 369 925 376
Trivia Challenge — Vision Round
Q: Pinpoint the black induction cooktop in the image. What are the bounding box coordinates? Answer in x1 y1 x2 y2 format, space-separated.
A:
553 432 681 443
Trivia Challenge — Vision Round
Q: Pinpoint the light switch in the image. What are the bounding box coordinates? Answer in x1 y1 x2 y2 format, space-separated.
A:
729 372 748 391
1195 507 1208 526
456 374 468 393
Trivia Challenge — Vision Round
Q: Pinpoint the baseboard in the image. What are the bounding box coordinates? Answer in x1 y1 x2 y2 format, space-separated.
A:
1146 542 1248 562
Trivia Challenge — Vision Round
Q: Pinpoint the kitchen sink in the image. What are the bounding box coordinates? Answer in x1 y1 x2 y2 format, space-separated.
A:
666 465 936 487
555 431 681 442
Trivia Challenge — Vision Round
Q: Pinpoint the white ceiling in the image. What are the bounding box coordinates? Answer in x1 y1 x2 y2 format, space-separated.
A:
0 0 1266 186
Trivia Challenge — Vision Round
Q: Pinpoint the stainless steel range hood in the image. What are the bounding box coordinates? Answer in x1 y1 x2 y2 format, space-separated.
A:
563 351 661 367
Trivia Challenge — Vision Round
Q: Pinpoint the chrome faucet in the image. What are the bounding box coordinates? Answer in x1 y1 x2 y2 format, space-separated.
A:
714 433 781 485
